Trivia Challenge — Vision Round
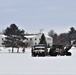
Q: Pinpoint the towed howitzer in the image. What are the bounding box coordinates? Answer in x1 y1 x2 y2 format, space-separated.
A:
49 44 73 56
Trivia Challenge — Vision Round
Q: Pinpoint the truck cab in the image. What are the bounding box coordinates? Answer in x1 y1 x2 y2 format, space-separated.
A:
31 44 48 57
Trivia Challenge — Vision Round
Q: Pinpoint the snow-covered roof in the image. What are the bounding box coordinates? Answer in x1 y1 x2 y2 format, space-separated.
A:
0 34 6 37
24 33 52 39
25 35 36 38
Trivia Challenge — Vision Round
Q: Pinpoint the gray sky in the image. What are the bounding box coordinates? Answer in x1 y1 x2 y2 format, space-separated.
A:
0 0 76 34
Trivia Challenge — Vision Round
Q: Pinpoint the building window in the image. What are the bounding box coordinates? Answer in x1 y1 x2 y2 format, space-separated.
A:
35 38 37 40
2 38 3 40
30 38 32 40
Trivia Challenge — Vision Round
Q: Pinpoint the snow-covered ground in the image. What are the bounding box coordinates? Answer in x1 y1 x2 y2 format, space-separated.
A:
0 47 76 75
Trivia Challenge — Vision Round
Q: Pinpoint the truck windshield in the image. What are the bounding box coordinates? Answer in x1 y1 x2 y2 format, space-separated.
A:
34 48 45 50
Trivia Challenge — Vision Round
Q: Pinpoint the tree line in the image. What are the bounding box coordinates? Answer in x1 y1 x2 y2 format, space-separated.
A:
2 24 47 53
2 24 26 53
48 27 76 47
2 23 76 53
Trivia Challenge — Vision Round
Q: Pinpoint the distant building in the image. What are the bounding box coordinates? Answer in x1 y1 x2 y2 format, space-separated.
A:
24 33 53 47
0 33 53 47
0 34 6 47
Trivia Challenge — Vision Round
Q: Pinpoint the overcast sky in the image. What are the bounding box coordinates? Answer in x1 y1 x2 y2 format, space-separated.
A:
0 0 76 34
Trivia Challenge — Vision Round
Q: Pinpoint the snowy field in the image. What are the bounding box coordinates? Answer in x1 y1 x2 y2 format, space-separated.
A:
0 47 76 75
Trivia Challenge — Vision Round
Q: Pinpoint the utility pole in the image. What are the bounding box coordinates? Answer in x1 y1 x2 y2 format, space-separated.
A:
40 29 43 34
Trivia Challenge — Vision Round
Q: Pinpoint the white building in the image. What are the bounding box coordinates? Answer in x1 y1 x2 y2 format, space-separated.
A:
0 34 6 47
25 33 53 47
0 33 53 47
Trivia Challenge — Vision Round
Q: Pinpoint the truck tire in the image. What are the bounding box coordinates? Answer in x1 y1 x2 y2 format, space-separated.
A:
32 53 37 57
49 52 57 56
66 52 72 56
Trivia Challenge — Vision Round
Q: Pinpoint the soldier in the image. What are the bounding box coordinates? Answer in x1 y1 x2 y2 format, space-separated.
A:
22 47 25 53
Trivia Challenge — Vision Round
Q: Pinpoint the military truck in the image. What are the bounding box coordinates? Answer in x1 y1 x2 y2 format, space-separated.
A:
49 44 72 56
31 44 48 57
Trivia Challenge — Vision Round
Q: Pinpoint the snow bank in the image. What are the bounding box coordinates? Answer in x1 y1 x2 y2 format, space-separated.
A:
0 47 76 75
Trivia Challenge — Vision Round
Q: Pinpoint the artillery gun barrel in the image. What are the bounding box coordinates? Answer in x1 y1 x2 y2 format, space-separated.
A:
64 45 72 52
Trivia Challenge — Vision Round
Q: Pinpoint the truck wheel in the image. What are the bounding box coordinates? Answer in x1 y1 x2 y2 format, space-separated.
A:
52 52 58 56
42 52 46 56
32 53 37 57
66 52 72 56
42 54 46 56
49 52 57 56
49 52 52 56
